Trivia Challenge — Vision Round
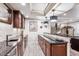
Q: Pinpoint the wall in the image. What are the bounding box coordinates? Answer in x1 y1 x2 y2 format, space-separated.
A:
59 5 79 36
24 20 51 35
24 20 37 36
38 20 50 34
59 5 79 19
24 20 29 36
68 22 79 36
0 22 20 41
0 22 12 41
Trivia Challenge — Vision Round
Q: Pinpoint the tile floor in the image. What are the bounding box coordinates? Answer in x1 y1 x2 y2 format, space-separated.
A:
24 33 44 56
23 33 79 56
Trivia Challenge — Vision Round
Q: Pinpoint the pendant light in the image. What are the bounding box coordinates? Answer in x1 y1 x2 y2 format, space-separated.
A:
50 10 58 22
43 17 48 24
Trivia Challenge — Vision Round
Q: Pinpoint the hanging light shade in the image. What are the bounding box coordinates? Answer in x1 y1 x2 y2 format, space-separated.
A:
50 16 58 22
50 16 58 20
50 10 58 22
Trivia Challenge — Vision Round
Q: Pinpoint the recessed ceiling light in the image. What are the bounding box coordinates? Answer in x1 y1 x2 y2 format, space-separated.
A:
13 28 17 31
21 3 26 6
64 13 67 16
26 16 29 18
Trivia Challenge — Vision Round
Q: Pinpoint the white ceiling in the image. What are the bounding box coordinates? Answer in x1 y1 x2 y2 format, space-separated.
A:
9 3 48 17
30 3 47 12
46 3 75 17
8 3 77 23
9 3 30 16
0 4 9 21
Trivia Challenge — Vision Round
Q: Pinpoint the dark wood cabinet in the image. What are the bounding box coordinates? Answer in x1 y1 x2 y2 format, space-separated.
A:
51 44 67 56
7 9 13 24
16 39 23 56
45 41 51 56
21 15 25 29
38 35 45 54
13 10 25 28
38 35 67 56
23 35 28 52
70 37 79 51
0 4 13 24
16 35 28 56
13 10 21 28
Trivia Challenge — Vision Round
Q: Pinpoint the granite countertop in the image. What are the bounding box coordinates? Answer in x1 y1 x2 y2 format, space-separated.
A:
71 36 79 39
40 35 67 44
0 40 17 56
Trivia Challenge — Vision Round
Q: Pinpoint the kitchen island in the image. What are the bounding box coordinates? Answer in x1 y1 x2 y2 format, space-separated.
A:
38 34 69 56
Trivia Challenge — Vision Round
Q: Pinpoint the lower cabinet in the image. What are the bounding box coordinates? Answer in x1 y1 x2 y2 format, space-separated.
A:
38 35 67 56
16 40 23 56
7 47 17 56
12 36 27 56
45 41 51 56
24 35 27 50
38 35 45 54
51 44 67 56
6 35 28 56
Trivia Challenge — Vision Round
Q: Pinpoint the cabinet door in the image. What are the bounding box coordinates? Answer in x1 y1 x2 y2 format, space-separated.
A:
16 40 23 56
13 10 22 28
52 44 67 56
16 42 20 56
45 41 51 56
42 39 45 55
19 40 23 56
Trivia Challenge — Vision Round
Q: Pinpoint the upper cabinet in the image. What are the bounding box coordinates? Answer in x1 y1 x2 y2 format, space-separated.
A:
7 9 13 24
0 3 12 24
0 4 25 28
13 10 25 28
21 15 25 29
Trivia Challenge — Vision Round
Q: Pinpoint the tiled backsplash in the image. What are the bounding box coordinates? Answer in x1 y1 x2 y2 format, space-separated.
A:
0 22 18 41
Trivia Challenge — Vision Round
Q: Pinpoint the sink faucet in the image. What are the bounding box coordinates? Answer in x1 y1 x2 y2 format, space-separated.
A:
6 34 12 46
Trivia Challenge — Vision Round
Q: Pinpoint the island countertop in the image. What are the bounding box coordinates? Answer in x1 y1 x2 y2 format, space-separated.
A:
39 34 71 56
39 35 68 45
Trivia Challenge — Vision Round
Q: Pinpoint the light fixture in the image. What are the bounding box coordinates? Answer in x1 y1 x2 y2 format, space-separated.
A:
26 15 29 18
13 28 17 31
44 21 48 24
50 10 58 22
64 13 67 16
21 3 26 6
43 17 49 24
50 19 57 22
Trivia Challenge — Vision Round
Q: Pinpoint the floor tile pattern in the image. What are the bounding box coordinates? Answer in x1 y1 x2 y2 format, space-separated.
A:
24 33 44 56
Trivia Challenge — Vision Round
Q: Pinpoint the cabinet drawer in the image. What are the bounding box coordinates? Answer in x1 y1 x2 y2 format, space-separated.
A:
52 44 67 56
45 41 51 56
